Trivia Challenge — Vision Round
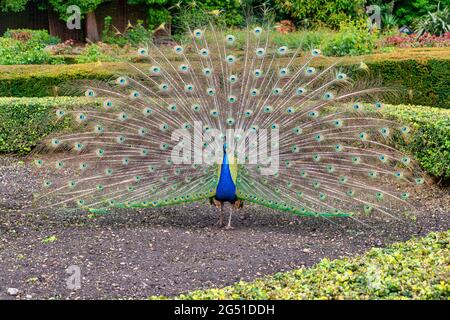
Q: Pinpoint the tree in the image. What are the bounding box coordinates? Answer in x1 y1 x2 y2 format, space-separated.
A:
127 0 172 31
49 0 108 41
0 0 30 12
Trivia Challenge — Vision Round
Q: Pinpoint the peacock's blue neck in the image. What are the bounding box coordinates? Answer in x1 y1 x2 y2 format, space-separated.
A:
215 145 237 203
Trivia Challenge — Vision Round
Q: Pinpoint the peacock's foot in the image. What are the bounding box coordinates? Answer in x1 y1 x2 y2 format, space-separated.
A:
216 219 225 228
224 224 234 230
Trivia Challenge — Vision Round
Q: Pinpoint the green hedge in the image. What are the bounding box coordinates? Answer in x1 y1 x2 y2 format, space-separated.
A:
361 58 450 110
377 104 450 180
0 97 100 154
0 97 448 179
151 230 449 300
0 55 449 108
0 63 129 97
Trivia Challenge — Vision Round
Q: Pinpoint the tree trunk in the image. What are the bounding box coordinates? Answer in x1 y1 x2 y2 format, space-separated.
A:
85 11 99 42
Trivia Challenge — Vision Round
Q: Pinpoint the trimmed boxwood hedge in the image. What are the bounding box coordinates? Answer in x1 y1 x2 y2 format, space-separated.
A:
0 97 448 179
151 230 449 300
0 97 100 154
0 63 130 97
376 104 450 180
0 49 449 108
360 58 450 110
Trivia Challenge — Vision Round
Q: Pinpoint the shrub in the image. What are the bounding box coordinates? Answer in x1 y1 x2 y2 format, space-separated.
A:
75 43 120 63
323 20 379 56
393 0 443 26
0 97 100 154
151 231 450 300
376 104 450 180
0 53 448 108
3 28 60 46
172 1 244 36
0 63 123 97
102 17 152 47
355 57 450 109
273 0 366 29
383 32 450 47
0 37 61 65
1 98 447 179
271 29 331 50
414 4 450 36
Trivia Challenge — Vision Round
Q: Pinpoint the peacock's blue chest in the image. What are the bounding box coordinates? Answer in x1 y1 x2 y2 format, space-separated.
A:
215 148 237 203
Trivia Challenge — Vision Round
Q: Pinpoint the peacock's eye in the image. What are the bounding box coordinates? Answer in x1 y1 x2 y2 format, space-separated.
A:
256 48 265 57
138 48 147 55
85 89 95 97
226 55 236 64
203 68 212 76
229 75 237 83
200 48 209 57
253 27 262 35
312 49 321 56
174 45 184 54
278 46 287 55
226 34 236 44
193 29 203 38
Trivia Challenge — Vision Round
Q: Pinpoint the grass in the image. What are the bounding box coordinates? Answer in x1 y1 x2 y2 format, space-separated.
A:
151 230 449 300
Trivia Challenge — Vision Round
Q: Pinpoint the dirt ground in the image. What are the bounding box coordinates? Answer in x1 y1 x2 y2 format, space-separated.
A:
0 157 449 299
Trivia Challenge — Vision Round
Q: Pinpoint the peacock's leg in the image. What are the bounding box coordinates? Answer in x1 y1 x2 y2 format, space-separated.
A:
225 205 234 230
217 202 224 227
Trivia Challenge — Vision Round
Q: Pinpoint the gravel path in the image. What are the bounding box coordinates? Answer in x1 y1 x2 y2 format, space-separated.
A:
0 156 449 299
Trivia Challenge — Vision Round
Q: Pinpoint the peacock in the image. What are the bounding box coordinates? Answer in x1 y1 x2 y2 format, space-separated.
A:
31 23 427 229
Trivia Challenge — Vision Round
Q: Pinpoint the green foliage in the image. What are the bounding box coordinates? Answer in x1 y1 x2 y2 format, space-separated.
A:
1 98 448 179
48 0 105 19
146 7 170 30
75 43 120 63
0 97 101 154
0 0 29 12
152 231 450 299
358 57 450 109
172 0 244 35
271 29 331 50
394 0 445 26
102 17 152 47
0 29 61 65
128 0 172 30
323 20 379 56
0 38 61 65
378 104 450 179
414 3 450 36
273 0 366 29
0 54 448 108
382 13 399 30
3 28 60 45
0 63 122 96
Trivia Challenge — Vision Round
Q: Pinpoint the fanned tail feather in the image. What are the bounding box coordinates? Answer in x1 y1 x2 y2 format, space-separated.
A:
30 21 427 221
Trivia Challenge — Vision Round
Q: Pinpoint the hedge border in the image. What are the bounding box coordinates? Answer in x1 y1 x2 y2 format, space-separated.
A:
0 48 449 108
0 97 448 179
